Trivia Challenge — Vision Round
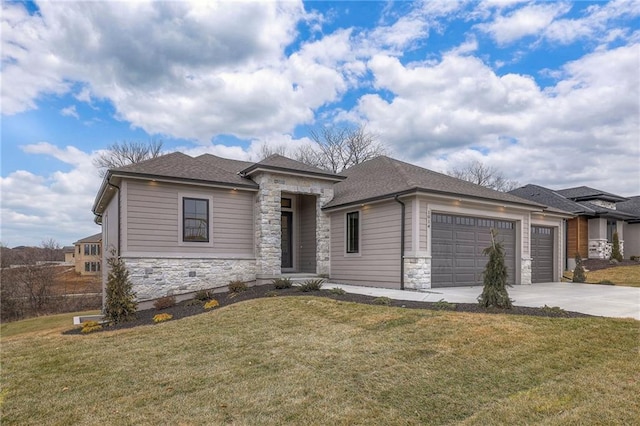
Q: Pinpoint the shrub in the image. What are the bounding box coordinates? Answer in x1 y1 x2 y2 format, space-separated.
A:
194 289 213 301
228 280 247 293
478 229 512 309
598 280 615 285
103 250 137 325
272 277 293 289
298 279 324 292
611 231 623 262
433 299 456 310
372 296 392 306
184 299 203 307
329 287 346 295
265 291 278 297
81 321 102 334
630 255 639 262
204 299 220 310
153 313 173 323
540 305 569 316
153 295 176 310
572 253 587 283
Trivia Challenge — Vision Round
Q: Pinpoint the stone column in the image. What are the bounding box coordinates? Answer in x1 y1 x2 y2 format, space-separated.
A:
316 187 333 276
404 256 432 290
253 174 282 283
521 257 532 285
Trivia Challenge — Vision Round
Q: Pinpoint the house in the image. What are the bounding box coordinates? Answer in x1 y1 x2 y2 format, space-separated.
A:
73 233 102 276
63 246 75 264
92 153 570 303
509 185 639 267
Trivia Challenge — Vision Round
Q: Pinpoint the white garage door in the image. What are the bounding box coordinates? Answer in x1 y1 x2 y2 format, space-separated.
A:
432 214 516 288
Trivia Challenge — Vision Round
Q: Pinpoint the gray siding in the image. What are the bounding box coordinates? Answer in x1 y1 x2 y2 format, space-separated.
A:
330 201 401 288
624 223 640 258
298 195 316 273
123 180 254 256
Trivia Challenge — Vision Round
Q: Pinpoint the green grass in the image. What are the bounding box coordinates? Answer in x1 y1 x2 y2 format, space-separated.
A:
2 298 639 425
564 264 640 287
0 310 100 339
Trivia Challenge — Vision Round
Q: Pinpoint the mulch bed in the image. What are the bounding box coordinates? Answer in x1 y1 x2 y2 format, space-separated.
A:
63 283 592 335
582 259 639 271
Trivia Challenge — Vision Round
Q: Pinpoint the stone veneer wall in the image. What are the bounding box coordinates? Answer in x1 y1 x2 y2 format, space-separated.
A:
520 257 532 285
588 239 624 259
403 256 431 290
125 257 256 301
252 172 334 282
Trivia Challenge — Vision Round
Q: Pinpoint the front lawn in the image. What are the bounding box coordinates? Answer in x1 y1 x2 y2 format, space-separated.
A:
565 264 640 287
2 298 639 425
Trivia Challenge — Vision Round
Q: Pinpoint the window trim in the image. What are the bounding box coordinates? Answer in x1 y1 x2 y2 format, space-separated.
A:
178 193 214 247
345 210 361 256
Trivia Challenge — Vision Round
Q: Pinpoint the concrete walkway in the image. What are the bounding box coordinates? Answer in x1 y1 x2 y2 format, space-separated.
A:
327 281 640 320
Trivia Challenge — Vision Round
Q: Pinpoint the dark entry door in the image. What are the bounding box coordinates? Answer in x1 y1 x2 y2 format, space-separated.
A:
281 211 293 268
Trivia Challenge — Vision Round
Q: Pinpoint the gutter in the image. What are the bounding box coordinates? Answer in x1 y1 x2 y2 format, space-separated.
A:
394 195 405 290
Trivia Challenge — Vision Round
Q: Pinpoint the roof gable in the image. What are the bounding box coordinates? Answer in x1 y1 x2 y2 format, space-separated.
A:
74 233 102 244
556 186 628 202
239 154 345 181
324 156 545 209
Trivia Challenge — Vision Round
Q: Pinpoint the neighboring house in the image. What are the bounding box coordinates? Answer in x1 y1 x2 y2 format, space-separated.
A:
63 246 75 264
92 153 570 302
73 233 102 276
617 196 640 258
510 185 639 267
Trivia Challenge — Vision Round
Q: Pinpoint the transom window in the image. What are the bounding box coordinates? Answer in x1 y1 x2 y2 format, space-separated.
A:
346 211 360 254
183 198 209 242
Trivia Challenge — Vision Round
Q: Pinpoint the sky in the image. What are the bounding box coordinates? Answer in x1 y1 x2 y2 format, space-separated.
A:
1 0 639 248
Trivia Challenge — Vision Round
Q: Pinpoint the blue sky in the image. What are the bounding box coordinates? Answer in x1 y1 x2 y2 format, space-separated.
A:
1 0 639 247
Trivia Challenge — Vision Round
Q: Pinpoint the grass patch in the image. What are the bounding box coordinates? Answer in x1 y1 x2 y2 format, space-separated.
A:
0 310 100 339
2 298 639 425
564 265 640 287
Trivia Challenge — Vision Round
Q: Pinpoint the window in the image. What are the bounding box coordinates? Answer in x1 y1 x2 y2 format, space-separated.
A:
281 198 292 208
84 244 90 255
77 246 81 254
90 244 100 256
346 211 360 254
85 262 90 272
183 197 209 242
607 220 617 242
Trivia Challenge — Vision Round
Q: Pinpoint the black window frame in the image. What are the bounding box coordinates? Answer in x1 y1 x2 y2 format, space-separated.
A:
183 197 210 243
346 211 360 254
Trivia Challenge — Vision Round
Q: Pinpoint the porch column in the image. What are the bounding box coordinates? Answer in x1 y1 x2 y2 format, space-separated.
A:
316 187 334 276
254 174 282 282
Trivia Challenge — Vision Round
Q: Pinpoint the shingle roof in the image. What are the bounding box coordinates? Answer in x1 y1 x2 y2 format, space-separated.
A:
110 152 258 189
74 233 102 244
556 186 628 202
240 154 345 181
509 184 594 215
617 196 640 216
323 156 545 209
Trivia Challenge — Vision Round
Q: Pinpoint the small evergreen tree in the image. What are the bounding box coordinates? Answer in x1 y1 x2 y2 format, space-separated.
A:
572 252 586 283
610 231 622 262
104 251 137 324
478 229 512 309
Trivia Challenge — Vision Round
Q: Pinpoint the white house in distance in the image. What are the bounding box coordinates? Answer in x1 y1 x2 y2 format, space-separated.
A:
92 152 570 303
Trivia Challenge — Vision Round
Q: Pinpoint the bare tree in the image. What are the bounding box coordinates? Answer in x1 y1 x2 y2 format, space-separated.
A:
41 238 62 262
448 160 519 192
308 125 386 173
93 140 164 177
258 125 386 173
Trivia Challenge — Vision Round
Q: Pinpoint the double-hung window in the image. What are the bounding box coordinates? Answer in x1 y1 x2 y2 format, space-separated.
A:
346 211 360 254
183 197 210 242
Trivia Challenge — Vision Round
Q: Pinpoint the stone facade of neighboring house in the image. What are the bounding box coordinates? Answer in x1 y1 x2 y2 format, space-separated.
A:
92 153 571 304
510 185 639 268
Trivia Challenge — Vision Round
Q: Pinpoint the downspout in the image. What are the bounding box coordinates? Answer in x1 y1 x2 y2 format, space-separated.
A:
564 219 568 270
394 195 405 290
106 180 121 256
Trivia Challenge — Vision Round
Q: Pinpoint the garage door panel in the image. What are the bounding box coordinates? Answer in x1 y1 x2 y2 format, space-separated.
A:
432 214 516 288
531 226 554 283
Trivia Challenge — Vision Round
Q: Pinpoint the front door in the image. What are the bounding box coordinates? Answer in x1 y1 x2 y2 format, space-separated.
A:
281 211 293 269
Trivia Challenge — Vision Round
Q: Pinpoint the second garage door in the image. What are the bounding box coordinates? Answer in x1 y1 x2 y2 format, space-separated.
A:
531 226 554 283
432 213 516 287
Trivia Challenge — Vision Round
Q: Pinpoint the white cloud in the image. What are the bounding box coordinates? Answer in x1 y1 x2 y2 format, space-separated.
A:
355 43 639 196
0 144 103 247
60 105 79 119
476 2 572 45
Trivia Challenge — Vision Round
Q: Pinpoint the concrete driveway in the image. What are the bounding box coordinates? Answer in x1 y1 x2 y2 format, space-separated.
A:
329 282 640 320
